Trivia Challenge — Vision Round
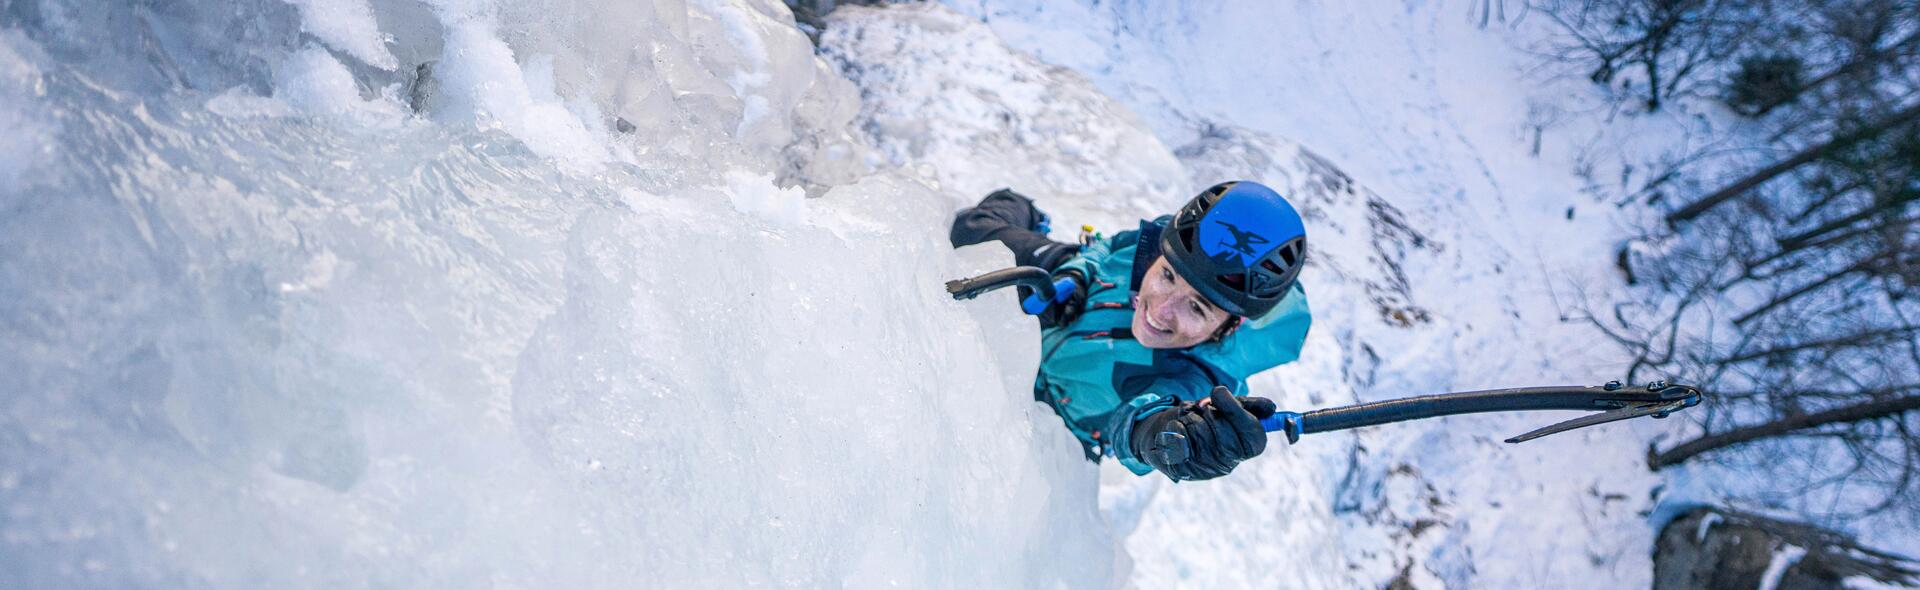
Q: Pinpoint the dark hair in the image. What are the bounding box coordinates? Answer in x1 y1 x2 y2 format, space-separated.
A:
1209 316 1242 343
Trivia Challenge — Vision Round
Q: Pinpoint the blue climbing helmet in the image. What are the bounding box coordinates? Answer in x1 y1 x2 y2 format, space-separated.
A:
1160 181 1308 319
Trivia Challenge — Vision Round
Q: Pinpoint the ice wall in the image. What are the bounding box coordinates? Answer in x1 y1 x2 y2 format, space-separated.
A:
0 0 1126 587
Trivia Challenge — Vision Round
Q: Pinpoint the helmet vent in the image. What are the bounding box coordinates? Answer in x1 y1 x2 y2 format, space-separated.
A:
1177 225 1197 250
1217 272 1246 290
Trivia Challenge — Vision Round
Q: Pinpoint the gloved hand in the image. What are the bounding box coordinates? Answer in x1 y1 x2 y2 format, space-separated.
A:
1130 386 1277 481
1035 270 1088 329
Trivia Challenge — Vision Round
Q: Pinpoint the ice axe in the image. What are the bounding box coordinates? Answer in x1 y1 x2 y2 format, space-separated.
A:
1256 381 1702 443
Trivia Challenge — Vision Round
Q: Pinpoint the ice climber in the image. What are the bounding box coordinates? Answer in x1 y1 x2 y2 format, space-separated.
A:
950 181 1311 482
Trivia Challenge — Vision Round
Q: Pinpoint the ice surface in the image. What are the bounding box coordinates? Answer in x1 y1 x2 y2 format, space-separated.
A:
274 46 406 125
284 0 397 70
0 1 1112 586
0 32 51 193
429 20 611 168
723 169 808 225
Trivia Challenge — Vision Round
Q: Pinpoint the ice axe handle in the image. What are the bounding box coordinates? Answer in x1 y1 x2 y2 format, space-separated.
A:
1019 278 1079 314
944 266 1077 315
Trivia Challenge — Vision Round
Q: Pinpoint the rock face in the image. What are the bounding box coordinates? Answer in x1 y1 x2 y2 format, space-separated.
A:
1655 508 1920 590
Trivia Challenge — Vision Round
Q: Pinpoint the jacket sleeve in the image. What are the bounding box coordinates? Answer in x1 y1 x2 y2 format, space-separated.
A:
1102 364 1222 476
1051 229 1125 283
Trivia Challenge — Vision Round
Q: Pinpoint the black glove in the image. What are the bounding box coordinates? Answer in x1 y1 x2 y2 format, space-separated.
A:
1036 270 1088 329
1130 386 1278 481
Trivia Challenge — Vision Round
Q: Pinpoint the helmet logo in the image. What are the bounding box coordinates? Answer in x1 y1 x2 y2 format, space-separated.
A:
1209 219 1269 265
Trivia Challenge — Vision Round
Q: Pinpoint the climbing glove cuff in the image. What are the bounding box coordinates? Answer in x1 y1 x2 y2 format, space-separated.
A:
1129 386 1277 482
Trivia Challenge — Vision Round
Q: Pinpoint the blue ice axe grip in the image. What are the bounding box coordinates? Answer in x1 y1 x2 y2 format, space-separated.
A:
1260 412 1307 443
1020 278 1080 315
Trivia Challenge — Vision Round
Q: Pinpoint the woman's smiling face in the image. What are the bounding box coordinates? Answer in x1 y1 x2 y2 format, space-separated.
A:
1132 256 1231 349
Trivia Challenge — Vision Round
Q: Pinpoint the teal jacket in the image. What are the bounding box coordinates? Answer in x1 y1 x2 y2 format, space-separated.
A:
1035 218 1312 475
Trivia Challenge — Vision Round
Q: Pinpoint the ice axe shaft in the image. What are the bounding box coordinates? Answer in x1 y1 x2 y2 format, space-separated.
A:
1260 382 1703 443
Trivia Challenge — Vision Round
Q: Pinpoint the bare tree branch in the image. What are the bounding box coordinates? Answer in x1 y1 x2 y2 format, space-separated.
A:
1651 390 1920 468
1665 101 1920 225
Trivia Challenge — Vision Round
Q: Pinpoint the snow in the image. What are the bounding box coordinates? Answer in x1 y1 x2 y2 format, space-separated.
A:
1696 510 1725 543
724 169 807 225
1846 575 1914 590
3 0 1907 587
283 0 398 70
428 19 611 168
1757 544 1809 590
815 4 1187 220
273 46 407 124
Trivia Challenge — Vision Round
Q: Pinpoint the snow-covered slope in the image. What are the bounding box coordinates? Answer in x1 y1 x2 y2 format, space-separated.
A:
923 2 1694 587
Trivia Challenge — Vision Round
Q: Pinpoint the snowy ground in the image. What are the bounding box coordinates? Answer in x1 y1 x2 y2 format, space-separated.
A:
4 0 1889 588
